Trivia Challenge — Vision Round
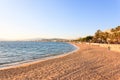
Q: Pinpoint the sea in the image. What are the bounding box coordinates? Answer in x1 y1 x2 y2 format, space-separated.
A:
0 41 76 67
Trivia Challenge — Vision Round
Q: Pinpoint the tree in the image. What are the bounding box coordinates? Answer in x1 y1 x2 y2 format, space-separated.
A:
77 36 93 42
75 26 120 44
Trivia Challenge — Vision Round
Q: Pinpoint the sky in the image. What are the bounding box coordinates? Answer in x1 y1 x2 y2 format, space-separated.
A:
0 0 120 40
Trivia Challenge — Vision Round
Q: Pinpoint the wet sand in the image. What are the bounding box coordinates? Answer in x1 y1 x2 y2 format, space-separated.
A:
0 43 120 80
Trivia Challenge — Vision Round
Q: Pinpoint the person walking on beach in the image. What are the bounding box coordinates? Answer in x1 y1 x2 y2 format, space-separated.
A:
108 46 110 50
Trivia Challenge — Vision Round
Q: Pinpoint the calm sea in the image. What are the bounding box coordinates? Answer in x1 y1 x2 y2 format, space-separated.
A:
0 41 76 67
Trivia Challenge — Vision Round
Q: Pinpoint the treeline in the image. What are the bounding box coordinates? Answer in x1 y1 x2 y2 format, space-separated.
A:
75 26 120 44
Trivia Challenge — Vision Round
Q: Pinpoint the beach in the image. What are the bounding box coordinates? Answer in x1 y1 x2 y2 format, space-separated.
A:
0 43 120 80
91 43 120 52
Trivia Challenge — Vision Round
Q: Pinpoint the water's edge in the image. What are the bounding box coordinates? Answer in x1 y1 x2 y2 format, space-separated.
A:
0 43 79 70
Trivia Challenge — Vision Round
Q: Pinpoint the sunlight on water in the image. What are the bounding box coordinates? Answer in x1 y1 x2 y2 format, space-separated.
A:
0 42 76 67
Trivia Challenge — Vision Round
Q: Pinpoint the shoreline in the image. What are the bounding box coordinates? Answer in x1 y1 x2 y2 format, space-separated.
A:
0 42 79 70
1 42 120 80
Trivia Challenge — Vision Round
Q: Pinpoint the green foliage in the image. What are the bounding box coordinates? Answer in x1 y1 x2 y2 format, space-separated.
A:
76 26 120 44
77 36 93 42
92 26 120 44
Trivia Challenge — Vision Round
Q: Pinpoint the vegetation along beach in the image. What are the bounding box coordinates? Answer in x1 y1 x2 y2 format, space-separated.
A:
0 0 120 80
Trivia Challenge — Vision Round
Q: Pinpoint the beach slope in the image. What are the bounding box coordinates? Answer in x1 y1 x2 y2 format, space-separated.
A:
0 43 120 80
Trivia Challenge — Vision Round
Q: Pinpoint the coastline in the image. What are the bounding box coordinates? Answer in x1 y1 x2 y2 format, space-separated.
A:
1 42 120 80
0 42 79 70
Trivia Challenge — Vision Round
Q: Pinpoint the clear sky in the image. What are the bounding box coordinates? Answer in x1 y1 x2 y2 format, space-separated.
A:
0 0 120 40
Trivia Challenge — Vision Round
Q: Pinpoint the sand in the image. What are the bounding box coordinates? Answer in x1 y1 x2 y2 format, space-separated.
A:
0 43 120 80
91 43 120 52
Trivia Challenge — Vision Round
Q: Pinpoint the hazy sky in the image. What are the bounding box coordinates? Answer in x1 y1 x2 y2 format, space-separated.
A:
0 0 120 40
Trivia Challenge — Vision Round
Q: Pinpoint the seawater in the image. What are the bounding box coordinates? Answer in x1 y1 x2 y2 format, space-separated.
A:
0 41 76 67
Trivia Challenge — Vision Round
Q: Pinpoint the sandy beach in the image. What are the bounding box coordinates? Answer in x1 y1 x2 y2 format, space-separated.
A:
0 43 120 80
91 43 120 52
